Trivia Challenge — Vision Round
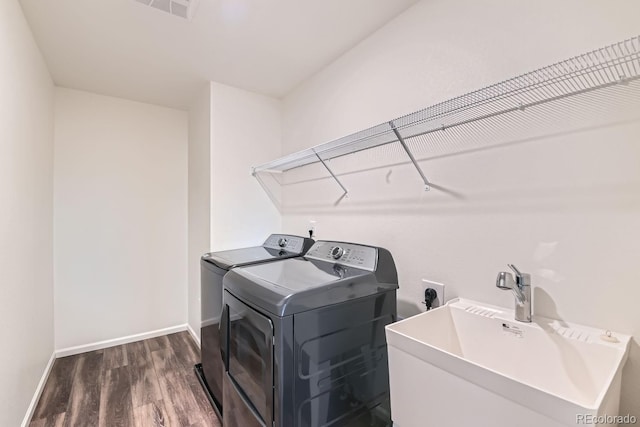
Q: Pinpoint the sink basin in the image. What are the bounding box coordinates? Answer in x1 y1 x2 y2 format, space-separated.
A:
385 299 631 427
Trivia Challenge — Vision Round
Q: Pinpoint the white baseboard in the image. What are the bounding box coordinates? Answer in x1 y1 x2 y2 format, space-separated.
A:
21 352 56 427
187 323 200 348
55 324 188 358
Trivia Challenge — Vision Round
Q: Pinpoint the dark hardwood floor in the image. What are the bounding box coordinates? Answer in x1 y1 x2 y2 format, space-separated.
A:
30 332 221 427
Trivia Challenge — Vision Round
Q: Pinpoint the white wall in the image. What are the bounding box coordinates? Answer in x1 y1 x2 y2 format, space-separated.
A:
0 0 54 425
186 82 283 341
281 0 640 417
188 84 212 340
210 82 282 250
54 88 188 350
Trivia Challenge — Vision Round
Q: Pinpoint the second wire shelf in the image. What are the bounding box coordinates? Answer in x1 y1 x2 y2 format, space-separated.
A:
252 36 640 196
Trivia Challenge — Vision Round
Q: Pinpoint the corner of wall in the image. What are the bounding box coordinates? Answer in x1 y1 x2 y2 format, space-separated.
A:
187 82 213 339
1 0 55 425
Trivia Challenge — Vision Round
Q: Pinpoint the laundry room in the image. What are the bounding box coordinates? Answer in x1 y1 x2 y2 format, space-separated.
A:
2 0 640 426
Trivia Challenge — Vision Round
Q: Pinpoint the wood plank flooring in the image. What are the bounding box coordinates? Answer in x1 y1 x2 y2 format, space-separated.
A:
30 332 221 427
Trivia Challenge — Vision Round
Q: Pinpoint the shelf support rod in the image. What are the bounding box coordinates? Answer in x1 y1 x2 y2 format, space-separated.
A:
389 121 430 191
314 150 348 197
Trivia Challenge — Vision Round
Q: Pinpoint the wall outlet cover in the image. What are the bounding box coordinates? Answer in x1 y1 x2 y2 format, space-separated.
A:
421 279 445 310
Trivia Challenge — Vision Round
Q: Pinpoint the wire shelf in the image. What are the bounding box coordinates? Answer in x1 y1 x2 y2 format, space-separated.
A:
252 36 640 192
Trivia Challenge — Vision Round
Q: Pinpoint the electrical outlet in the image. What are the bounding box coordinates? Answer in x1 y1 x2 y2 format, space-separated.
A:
308 220 317 239
421 279 446 310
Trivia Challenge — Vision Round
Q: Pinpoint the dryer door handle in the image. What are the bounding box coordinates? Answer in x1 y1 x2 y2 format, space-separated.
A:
220 303 229 369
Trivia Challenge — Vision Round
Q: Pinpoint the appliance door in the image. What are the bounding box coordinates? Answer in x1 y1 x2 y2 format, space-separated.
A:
203 246 287 270
200 260 225 416
222 291 274 427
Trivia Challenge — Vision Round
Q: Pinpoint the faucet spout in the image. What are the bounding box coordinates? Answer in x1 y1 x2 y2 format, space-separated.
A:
496 271 526 304
495 265 532 322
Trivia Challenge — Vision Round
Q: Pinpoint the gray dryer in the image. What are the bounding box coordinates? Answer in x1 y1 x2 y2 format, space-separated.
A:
221 240 398 427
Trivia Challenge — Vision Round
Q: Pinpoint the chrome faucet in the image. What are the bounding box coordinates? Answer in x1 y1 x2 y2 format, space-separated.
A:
496 264 531 323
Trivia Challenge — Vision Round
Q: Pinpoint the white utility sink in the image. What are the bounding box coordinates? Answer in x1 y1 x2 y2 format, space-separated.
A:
385 299 631 427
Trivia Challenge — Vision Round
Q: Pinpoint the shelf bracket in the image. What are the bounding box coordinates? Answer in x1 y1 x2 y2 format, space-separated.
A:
314 150 348 197
389 121 430 191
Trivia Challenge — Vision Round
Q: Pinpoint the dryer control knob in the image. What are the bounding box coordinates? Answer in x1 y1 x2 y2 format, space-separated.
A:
277 237 288 247
331 246 344 259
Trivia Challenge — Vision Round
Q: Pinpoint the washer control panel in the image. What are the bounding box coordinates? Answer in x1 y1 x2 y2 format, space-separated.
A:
305 241 377 271
263 234 305 253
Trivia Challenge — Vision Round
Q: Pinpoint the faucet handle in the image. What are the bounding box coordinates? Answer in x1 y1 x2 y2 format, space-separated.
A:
507 264 522 277
508 264 531 286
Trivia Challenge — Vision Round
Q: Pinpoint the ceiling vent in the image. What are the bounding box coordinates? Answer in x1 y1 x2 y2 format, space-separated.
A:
134 0 199 20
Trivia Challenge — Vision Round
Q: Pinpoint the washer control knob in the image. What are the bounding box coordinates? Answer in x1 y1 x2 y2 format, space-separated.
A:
331 246 344 259
277 237 288 247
